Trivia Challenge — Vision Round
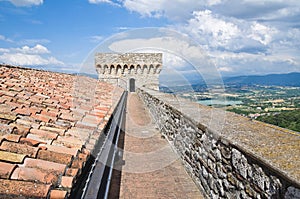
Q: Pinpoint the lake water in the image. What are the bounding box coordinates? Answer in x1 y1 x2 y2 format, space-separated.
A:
198 99 243 106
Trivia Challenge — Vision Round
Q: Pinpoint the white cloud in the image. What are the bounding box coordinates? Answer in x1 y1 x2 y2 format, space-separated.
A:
0 44 64 66
0 34 13 43
218 66 232 72
0 48 9 53
181 9 281 54
121 0 226 20
114 0 300 75
5 0 43 6
123 0 165 18
0 53 63 66
209 50 299 75
16 44 50 54
248 22 277 45
187 10 240 48
122 0 223 20
88 0 121 6
17 38 50 46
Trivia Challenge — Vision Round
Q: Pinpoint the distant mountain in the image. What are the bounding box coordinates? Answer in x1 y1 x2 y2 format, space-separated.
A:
224 72 300 86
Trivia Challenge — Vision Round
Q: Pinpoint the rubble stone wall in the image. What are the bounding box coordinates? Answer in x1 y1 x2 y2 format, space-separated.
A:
137 88 300 199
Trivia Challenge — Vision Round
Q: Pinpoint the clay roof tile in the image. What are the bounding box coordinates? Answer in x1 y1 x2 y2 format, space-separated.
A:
0 65 123 198
0 179 51 198
11 166 60 185
50 189 68 199
37 149 73 165
0 151 27 163
0 141 40 158
0 162 17 179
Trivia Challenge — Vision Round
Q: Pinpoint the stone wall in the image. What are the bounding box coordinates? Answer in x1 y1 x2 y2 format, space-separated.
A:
95 53 162 91
137 88 300 199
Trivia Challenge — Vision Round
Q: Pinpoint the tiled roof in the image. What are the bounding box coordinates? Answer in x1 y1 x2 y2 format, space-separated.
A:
0 65 123 198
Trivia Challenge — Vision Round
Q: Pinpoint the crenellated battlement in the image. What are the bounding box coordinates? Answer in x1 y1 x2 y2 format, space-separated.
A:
95 53 162 91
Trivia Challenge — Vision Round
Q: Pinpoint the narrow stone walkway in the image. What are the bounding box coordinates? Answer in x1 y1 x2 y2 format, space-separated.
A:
116 93 204 199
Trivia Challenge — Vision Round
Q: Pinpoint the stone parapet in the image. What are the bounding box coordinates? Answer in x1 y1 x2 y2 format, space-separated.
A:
137 88 300 199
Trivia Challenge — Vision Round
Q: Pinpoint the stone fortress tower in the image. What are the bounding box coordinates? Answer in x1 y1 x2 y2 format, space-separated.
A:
95 53 162 91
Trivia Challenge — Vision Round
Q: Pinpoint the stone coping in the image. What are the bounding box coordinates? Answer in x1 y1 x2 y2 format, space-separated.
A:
141 88 300 186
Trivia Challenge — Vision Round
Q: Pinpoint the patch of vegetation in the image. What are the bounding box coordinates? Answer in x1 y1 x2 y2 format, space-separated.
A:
256 110 300 132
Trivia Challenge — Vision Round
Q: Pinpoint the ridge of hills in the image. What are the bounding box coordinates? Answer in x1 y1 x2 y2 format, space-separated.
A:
223 72 300 86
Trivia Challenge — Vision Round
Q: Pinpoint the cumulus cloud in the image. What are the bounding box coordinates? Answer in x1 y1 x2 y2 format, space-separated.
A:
184 10 279 50
16 44 50 54
122 0 217 20
91 0 300 75
121 0 299 23
247 22 277 45
0 44 64 66
0 53 63 66
213 0 300 21
4 0 43 7
187 10 240 48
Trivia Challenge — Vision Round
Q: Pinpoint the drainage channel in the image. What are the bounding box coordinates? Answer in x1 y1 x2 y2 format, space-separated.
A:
70 91 127 199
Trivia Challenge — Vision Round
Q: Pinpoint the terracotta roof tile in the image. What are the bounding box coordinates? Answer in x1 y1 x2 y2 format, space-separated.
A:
1 134 21 142
65 168 79 177
0 179 51 198
11 166 60 185
10 123 31 136
30 128 58 140
14 107 32 116
0 123 15 136
50 189 68 199
0 162 16 179
26 133 54 145
0 89 18 97
23 158 66 173
37 150 73 165
20 137 44 146
59 113 77 122
39 125 65 135
54 119 74 128
65 127 92 139
16 118 40 129
75 121 98 129
0 118 11 125
41 109 60 118
0 65 124 197
0 141 39 158
0 151 26 163
71 156 85 169
5 100 23 108
31 113 56 123
0 113 18 122
38 144 78 156
52 136 84 149
60 176 74 188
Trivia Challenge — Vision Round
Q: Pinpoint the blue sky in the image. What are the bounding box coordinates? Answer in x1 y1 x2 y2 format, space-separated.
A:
0 0 299 77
